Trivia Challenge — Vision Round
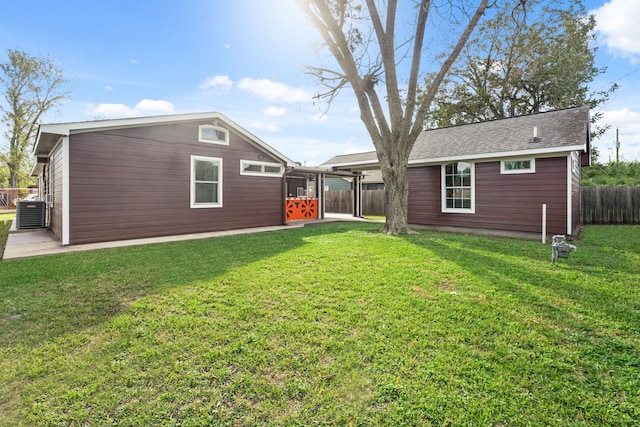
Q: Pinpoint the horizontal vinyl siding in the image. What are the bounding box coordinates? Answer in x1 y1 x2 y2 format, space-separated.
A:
68 121 283 244
408 157 569 234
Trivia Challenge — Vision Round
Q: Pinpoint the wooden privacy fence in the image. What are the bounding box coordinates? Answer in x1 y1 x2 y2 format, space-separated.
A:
325 190 385 216
329 187 640 224
581 186 640 225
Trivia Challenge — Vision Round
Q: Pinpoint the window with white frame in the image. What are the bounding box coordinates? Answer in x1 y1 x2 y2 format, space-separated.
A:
442 161 474 213
501 158 535 174
191 155 222 208
198 124 229 145
240 160 284 177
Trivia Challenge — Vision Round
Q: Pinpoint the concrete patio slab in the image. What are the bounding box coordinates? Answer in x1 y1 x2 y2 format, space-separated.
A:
2 214 376 261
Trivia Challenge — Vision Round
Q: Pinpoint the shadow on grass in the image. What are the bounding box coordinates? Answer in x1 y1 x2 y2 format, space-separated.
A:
0 222 362 350
402 229 640 372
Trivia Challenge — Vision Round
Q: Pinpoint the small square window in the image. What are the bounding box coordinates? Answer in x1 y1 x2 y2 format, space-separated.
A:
501 158 535 174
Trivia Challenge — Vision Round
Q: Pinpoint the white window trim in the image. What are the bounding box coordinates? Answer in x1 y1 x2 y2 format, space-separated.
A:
240 160 284 177
190 155 223 208
500 158 536 174
441 162 475 214
198 124 229 145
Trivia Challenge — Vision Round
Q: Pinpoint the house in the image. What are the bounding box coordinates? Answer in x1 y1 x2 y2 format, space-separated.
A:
30 112 299 245
323 106 591 238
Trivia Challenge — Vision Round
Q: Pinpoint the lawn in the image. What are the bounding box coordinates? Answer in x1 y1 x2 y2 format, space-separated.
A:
0 222 638 425
0 212 15 259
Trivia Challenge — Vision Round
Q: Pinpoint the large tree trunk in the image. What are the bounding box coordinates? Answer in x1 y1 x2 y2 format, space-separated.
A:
377 138 413 234
381 162 410 234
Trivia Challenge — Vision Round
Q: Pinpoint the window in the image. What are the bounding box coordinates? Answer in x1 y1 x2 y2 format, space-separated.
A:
442 162 474 213
501 158 535 174
199 124 229 145
240 160 284 177
191 156 222 208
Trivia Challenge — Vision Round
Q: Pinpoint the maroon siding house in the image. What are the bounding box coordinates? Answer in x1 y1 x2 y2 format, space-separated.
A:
323 106 591 238
31 113 296 245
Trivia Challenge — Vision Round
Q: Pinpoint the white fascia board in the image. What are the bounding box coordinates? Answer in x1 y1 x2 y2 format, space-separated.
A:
41 112 225 134
408 144 586 167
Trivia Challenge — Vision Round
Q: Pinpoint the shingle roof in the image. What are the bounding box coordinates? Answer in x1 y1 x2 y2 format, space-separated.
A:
323 106 590 168
323 150 378 166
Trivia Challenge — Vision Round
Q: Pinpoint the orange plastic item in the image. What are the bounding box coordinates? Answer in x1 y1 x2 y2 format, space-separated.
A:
286 198 318 221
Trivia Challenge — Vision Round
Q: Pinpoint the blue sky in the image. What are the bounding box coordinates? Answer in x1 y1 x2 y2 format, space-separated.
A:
1 0 639 165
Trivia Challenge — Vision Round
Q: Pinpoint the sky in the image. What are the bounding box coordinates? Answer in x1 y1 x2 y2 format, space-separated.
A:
1 0 639 166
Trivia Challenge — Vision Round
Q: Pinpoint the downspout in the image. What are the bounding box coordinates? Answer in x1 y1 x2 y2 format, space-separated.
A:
282 168 289 225
318 172 325 220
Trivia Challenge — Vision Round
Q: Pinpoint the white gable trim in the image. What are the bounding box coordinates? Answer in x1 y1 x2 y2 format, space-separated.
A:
36 112 296 167
408 144 586 167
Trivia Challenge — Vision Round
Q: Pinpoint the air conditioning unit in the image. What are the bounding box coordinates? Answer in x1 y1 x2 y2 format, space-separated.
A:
16 201 46 229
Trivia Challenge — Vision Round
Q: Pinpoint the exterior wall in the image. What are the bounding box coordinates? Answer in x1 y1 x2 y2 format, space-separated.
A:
408 156 570 235
49 143 64 241
67 120 284 245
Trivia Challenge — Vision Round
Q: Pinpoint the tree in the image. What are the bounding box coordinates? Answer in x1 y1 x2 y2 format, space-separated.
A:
301 0 491 234
0 49 69 188
426 0 616 142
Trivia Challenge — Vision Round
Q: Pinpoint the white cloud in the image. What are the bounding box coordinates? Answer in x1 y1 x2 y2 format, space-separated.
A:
134 99 175 114
237 78 312 103
263 106 287 117
593 0 640 60
129 58 139 64
104 86 113 92
247 120 281 132
87 103 135 117
199 75 233 90
86 99 175 118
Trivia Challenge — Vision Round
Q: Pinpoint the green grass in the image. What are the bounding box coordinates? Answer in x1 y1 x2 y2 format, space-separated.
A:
363 215 385 222
0 213 14 260
0 223 638 425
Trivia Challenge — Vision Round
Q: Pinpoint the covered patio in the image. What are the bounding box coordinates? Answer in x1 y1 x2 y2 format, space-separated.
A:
284 167 364 222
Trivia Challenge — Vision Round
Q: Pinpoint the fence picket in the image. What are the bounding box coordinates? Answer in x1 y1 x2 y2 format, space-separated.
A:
581 186 640 225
